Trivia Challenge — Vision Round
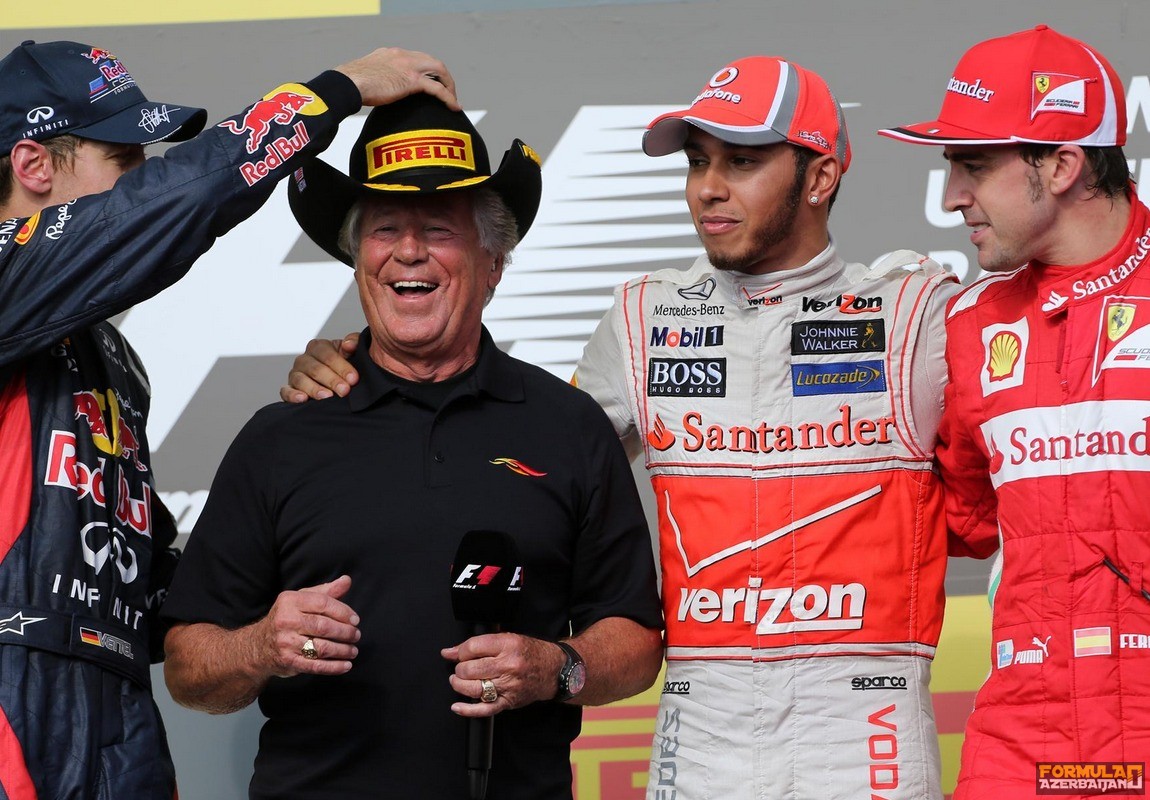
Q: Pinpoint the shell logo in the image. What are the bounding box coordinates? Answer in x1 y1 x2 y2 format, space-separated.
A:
987 331 1022 382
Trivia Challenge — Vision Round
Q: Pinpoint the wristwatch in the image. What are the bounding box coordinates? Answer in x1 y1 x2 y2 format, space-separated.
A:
555 641 586 701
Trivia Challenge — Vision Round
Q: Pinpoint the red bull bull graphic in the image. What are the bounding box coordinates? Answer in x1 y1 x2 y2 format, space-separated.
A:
117 418 147 472
74 389 112 444
83 47 115 64
218 84 327 154
72 389 148 471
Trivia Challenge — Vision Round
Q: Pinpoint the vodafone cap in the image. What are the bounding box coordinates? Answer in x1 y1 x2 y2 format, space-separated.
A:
880 25 1125 146
643 56 851 171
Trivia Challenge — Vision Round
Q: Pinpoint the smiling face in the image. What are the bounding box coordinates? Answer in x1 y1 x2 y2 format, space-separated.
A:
943 144 1057 272
352 192 500 381
683 131 822 276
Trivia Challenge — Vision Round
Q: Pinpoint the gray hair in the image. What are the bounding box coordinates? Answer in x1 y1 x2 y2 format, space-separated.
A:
337 187 520 270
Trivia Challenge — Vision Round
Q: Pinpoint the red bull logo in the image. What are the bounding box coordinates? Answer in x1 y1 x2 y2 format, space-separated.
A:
74 390 111 439
117 418 147 472
73 389 147 471
219 89 315 153
43 431 152 537
84 47 116 63
238 121 311 187
99 61 129 82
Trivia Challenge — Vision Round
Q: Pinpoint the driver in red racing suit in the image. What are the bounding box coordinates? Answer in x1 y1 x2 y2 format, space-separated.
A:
0 40 456 800
881 25 1150 799
574 58 957 800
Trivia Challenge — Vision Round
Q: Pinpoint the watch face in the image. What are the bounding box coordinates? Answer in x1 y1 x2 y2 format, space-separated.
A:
566 662 587 696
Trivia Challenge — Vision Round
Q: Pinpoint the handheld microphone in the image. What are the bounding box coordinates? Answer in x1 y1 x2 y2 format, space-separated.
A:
450 530 523 800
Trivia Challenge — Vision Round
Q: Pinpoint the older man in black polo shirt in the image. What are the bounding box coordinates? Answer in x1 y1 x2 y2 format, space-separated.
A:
161 96 664 800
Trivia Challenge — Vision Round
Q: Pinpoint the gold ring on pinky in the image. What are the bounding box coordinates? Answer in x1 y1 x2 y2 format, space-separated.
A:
480 679 498 703
301 638 319 660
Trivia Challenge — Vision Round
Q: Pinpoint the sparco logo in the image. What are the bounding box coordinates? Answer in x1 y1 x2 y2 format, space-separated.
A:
647 358 726 397
677 579 866 634
662 680 690 695
851 676 908 691
649 325 724 348
802 294 882 314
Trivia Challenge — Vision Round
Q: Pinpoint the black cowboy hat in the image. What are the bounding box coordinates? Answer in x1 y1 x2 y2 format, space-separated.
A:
288 92 542 266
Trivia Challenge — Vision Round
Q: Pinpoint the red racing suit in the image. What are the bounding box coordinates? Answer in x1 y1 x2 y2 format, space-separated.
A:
0 72 360 800
939 197 1150 799
575 245 957 800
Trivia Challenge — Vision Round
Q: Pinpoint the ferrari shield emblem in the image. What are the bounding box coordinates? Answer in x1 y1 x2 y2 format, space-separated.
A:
1035 75 1050 94
1108 303 1135 341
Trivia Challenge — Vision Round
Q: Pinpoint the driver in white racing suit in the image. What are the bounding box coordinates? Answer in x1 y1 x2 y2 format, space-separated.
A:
572 57 958 800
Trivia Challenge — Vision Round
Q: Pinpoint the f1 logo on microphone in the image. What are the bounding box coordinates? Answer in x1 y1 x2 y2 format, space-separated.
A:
453 565 523 591
454 564 501 588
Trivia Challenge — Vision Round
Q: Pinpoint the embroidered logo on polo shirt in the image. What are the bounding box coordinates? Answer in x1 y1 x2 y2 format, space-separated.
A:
489 458 547 477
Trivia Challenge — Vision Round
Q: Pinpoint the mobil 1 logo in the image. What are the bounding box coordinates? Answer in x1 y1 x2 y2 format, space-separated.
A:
647 358 727 397
792 320 885 355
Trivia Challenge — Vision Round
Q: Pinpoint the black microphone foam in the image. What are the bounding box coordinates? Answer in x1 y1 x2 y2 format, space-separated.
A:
449 530 523 800
450 529 523 630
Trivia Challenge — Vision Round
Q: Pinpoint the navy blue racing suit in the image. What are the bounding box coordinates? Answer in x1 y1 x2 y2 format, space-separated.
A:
0 70 360 800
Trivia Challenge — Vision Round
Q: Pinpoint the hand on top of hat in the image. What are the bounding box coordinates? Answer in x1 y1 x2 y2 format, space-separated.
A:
336 47 459 111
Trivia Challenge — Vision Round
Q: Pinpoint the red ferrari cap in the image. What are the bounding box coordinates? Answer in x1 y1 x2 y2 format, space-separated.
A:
880 25 1126 146
644 56 851 171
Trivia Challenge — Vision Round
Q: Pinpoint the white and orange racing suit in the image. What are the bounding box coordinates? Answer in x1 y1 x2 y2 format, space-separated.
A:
574 244 958 800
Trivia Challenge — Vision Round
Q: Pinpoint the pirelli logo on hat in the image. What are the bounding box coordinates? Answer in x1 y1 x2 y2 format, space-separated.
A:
366 129 476 179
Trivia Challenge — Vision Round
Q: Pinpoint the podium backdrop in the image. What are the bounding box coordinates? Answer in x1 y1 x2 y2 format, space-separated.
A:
6 2 1148 796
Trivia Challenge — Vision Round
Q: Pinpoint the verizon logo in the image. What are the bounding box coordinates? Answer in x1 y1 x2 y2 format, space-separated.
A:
677 580 866 634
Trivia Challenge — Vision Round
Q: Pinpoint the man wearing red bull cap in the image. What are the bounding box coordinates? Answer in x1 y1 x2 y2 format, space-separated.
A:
283 55 959 799
0 38 457 800
881 24 1150 799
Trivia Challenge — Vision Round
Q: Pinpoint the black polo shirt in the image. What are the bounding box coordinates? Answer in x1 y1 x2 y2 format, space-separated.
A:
163 327 662 800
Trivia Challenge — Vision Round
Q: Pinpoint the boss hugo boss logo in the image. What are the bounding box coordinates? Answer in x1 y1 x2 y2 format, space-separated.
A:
647 358 726 397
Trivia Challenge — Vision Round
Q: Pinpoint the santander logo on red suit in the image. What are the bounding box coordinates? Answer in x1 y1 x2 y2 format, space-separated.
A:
981 400 1150 488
